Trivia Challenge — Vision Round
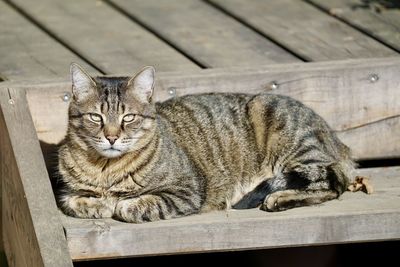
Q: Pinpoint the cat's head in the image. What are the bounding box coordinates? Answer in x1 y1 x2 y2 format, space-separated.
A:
68 63 156 158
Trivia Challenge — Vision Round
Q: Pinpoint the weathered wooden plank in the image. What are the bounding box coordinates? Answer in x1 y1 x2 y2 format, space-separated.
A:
8 0 199 74
337 115 400 160
0 87 73 267
63 166 400 260
109 0 299 67
20 57 400 159
308 0 400 52
208 0 397 61
0 1 96 81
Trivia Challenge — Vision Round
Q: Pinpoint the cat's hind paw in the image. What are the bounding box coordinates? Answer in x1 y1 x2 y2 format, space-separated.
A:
260 190 295 212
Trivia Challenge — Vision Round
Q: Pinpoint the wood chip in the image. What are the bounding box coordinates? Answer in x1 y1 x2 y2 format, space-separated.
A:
348 176 374 194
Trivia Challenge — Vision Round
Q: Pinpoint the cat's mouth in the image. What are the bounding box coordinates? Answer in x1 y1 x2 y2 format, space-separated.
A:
104 148 121 152
101 147 123 158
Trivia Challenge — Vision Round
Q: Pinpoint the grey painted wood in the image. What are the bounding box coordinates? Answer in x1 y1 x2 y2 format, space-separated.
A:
9 0 199 74
109 0 299 67
337 115 400 160
209 0 397 61
20 57 400 159
309 0 400 51
63 166 400 260
0 1 97 81
0 87 73 266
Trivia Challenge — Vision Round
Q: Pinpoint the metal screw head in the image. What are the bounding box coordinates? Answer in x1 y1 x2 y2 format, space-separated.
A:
167 87 177 97
368 74 379 83
266 81 279 90
62 92 71 102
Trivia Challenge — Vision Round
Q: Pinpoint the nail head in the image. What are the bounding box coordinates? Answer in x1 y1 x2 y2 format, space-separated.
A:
369 74 379 83
267 81 279 90
62 92 71 102
168 87 177 97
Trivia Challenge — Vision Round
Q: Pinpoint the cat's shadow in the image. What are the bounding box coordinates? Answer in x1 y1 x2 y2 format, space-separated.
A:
39 140 61 194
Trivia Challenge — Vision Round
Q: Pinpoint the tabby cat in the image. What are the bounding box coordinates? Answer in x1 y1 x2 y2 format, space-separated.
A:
57 63 354 223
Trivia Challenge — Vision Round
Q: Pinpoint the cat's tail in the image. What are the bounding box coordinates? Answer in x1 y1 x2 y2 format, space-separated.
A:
232 161 353 210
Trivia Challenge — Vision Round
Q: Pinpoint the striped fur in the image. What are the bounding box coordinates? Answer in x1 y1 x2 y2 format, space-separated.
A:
57 64 354 223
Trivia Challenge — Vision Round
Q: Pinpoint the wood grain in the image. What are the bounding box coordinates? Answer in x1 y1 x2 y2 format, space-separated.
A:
0 1 97 81
22 57 400 159
63 166 400 260
209 0 397 61
0 87 73 266
8 0 199 74
109 0 299 67
308 0 400 51
338 115 400 159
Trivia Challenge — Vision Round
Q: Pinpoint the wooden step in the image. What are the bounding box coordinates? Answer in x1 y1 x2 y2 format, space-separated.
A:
63 166 400 261
1 58 399 266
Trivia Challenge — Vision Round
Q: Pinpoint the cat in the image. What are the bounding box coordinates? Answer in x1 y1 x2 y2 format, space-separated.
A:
57 63 354 223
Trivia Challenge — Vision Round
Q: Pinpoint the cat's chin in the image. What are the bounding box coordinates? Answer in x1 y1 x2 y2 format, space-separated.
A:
99 148 124 158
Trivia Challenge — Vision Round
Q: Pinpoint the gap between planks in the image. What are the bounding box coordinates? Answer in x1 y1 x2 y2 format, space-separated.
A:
306 0 400 53
6 0 200 74
107 0 300 67
206 0 397 61
0 0 98 81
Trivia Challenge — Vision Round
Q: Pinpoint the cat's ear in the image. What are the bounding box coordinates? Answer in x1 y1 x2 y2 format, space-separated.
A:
127 66 155 103
70 63 96 102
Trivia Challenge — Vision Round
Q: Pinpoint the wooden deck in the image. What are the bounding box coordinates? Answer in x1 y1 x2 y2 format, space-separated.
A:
1 0 400 266
1 0 399 80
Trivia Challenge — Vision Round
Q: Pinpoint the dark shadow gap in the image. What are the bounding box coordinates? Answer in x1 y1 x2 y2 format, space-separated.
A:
202 0 309 62
357 157 400 168
4 0 106 75
303 0 400 53
104 0 208 69
73 241 399 267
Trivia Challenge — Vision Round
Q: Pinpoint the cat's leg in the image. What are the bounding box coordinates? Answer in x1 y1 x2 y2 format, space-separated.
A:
233 162 350 210
114 193 201 223
59 194 115 219
259 162 349 212
260 189 338 212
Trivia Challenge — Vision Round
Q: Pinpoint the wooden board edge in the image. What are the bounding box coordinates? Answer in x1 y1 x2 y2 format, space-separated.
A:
0 87 73 267
64 210 400 260
1 57 399 90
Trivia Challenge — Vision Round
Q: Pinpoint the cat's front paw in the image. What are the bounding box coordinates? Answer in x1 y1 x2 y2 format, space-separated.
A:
65 196 114 219
113 198 142 223
113 196 165 223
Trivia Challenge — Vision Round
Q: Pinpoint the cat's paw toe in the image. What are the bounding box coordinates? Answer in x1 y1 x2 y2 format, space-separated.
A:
113 199 142 223
96 206 113 218
260 194 288 212
67 196 114 219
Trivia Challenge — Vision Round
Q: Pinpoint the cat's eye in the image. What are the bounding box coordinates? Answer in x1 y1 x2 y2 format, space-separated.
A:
123 114 137 123
89 113 103 123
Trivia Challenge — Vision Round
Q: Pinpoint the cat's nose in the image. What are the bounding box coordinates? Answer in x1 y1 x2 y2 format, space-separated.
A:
106 135 119 145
